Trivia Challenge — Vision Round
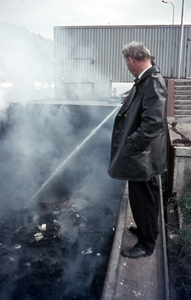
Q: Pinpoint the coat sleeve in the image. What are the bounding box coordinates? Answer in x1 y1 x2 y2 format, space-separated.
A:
126 76 166 153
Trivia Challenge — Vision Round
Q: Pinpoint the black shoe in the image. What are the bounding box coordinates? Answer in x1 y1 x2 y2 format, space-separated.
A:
128 226 138 235
121 245 147 259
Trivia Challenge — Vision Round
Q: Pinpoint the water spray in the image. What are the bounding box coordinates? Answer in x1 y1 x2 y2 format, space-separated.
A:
30 105 120 203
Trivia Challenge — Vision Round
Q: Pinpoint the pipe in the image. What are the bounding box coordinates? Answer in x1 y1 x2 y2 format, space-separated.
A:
177 0 185 79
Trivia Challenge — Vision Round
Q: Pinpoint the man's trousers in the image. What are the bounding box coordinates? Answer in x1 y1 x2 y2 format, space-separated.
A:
128 176 160 255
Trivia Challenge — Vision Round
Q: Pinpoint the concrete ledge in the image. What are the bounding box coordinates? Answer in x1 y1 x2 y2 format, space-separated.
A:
101 178 170 300
174 146 191 156
101 182 129 300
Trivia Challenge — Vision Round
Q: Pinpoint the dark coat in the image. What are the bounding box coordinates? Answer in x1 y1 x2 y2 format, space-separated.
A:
108 65 167 181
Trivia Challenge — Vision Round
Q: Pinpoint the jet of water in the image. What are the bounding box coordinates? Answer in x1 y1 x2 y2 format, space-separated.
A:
30 105 120 203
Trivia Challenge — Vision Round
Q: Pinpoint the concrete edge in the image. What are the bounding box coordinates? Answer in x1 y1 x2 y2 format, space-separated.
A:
101 181 129 300
159 175 170 300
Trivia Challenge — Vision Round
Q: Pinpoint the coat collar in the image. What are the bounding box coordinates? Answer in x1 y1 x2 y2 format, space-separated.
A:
135 65 160 85
118 65 160 116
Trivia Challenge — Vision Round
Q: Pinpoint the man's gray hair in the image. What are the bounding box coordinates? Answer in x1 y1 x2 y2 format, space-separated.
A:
122 42 150 61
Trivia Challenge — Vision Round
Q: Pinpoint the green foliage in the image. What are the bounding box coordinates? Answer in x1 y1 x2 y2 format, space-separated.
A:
168 227 191 296
167 186 191 297
168 227 191 257
177 187 191 224
176 282 191 293
169 186 191 258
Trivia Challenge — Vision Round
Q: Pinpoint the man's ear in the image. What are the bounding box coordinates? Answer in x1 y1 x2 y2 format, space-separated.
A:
128 57 134 65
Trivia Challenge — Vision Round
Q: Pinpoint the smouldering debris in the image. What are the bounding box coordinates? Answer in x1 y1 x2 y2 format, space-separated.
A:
15 225 26 233
132 290 144 297
38 224 46 231
53 219 59 225
14 244 21 249
81 247 93 255
0 190 122 299
25 262 31 267
9 257 15 261
34 232 43 241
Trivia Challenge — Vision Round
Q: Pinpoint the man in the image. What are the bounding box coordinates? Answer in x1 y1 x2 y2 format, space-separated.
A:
108 42 167 258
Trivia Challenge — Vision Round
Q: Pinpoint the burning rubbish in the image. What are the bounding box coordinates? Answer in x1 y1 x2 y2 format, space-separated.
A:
0 102 125 299
0 194 122 299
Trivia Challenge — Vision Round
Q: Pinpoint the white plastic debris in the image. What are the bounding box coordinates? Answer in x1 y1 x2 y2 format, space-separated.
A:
169 209 174 214
34 232 43 241
169 234 178 240
81 247 93 255
132 290 143 297
14 244 21 249
76 214 80 218
9 257 15 261
53 211 60 215
53 219 59 224
38 224 46 231
112 227 115 231
25 262 31 267
96 253 101 256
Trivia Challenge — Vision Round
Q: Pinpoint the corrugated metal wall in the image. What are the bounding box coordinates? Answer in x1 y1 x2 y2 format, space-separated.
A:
54 25 191 98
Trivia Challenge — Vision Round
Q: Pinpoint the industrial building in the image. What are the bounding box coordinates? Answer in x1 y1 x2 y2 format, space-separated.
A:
54 25 191 100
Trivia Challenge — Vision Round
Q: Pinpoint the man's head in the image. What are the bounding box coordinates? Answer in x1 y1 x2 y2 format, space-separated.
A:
122 42 152 77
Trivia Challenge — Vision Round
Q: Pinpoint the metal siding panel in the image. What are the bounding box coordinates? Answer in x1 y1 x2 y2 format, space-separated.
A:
174 27 180 78
167 27 173 77
186 28 191 78
165 27 171 76
54 25 191 85
182 27 188 78
189 27 191 78
185 27 189 78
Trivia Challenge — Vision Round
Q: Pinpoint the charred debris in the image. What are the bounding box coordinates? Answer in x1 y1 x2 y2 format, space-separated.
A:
0 194 123 300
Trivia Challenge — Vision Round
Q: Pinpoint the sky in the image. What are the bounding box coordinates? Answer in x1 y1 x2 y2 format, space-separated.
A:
0 0 191 40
